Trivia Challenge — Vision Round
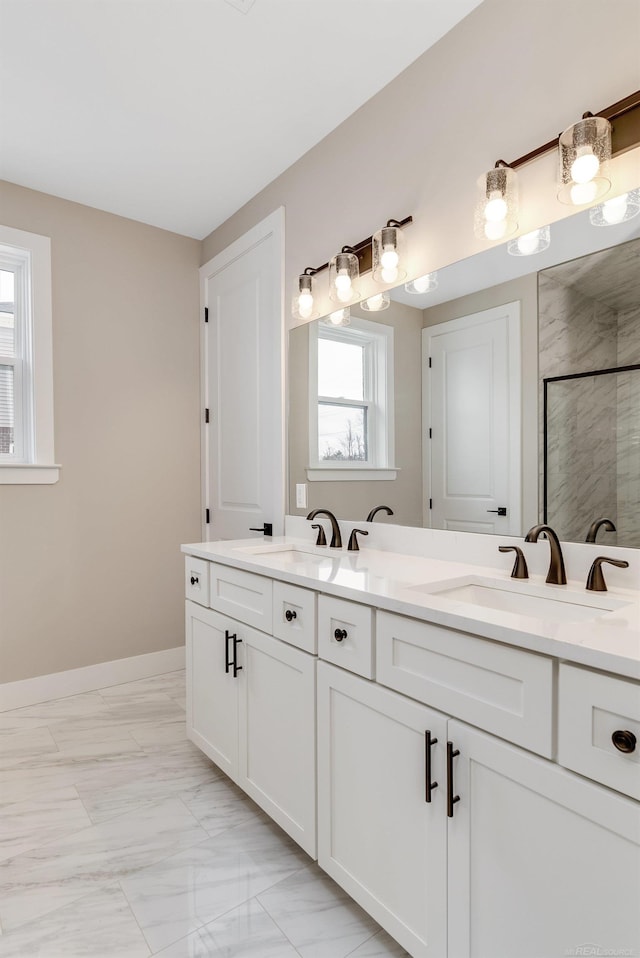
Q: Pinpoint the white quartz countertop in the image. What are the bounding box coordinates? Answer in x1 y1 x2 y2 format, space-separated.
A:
181 537 640 680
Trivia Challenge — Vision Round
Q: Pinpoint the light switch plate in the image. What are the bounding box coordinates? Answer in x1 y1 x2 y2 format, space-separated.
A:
296 483 307 509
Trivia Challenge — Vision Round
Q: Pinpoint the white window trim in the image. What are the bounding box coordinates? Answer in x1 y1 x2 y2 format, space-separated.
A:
0 225 59 484
307 317 397 482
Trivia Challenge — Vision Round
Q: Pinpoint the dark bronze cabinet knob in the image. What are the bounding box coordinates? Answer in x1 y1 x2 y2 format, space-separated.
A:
190 576 199 586
285 609 297 622
612 729 637 753
334 628 347 642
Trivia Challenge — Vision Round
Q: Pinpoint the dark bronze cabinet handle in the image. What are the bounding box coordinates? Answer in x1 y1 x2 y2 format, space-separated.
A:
447 742 460 818
232 635 243 678
190 576 199 586
425 730 438 803
285 609 297 622
612 729 636 753
224 630 234 674
334 628 347 642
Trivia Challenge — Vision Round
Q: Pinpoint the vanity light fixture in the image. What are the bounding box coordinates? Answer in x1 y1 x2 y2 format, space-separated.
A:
507 225 551 256
589 188 640 225
558 114 612 206
405 271 438 294
372 221 408 285
360 292 390 312
329 251 360 305
322 307 351 327
474 162 519 241
292 269 318 322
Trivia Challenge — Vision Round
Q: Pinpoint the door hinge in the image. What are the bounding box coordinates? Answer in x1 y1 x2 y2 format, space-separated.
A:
428 356 432 368
429 498 433 510
205 508 210 524
429 427 432 439
204 307 209 323
205 408 210 424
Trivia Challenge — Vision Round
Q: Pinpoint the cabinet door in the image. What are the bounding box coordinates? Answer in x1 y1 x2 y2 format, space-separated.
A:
238 629 317 857
185 601 239 780
317 662 447 958
447 720 640 958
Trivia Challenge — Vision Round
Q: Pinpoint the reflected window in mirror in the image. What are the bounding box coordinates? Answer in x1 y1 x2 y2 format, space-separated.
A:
308 318 394 476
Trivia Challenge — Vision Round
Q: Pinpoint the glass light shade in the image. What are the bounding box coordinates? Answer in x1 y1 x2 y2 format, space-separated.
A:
589 189 640 226
322 307 351 327
291 273 317 321
557 116 611 205
329 252 360 304
507 225 551 257
405 271 438 294
360 292 390 312
372 226 407 284
474 166 518 241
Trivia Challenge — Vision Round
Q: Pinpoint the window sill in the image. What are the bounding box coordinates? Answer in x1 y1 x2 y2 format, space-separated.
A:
0 464 61 484
306 467 399 482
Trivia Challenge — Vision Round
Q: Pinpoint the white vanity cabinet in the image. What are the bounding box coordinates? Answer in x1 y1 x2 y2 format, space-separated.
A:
317 661 640 958
185 576 317 856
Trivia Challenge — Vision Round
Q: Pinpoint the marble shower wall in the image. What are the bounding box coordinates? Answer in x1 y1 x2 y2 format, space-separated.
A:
539 272 640 548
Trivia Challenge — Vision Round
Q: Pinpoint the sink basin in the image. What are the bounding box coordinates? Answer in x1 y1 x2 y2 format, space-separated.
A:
410 576 630 623
234 544 331 565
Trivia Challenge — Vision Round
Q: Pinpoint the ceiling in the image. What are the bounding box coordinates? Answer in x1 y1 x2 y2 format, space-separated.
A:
0 0 482 239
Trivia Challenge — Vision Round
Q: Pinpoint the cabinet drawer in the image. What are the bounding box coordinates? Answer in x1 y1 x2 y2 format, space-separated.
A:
376 611 553 757
184 556 209 606
318 596 374 679
558 664 640 800
209 563 273 633
273 581 317 654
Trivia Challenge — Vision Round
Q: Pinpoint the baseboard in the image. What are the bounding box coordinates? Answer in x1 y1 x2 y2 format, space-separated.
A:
0 646 186 712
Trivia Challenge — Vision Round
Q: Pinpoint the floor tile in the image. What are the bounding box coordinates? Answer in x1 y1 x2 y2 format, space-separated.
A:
0 797 208 931
347 928 412 957
258 862 378 958
179 774 268 837
0 727 58 760
0 883 150 957
0 786 92 863
120 817 309 953
128 718 188 748
153 898 301 958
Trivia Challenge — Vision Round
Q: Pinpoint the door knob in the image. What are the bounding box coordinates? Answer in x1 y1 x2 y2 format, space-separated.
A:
486 507 507 516
249 523 273 536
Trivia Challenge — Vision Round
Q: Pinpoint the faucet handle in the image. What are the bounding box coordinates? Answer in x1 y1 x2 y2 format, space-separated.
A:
311 523 327 547
498 545 529 580
586 556 629 592
348 529 368 552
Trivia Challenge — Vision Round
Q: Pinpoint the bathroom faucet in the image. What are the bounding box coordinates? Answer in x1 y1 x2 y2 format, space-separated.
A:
524 524 567 585
306 509 342 549
366 505 394 522
586 517 616 543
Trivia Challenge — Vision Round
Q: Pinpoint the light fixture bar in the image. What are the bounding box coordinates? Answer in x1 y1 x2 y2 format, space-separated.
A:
501 90 640 171
300 215 413 280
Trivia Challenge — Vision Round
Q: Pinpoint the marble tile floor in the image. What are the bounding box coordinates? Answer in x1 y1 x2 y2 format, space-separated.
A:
0 670 409 957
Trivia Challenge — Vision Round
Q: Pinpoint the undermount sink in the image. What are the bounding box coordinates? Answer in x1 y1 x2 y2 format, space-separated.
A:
410 576 630 623
234 544 331 565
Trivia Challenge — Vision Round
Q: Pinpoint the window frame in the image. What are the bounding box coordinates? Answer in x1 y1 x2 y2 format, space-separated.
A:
307 316 397 482
0 225 58 484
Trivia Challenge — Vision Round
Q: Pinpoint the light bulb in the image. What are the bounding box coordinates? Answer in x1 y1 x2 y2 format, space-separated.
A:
380 247 399 269
570 180 598 206
571 147 600 184
381 266 399 284
516 230 540 255
411 275 431 293
327 308 349 326
485 192 508 223
297 290 313 319
602 194 629 225
334 270 352 302
363 294 389 311
484 219 507 241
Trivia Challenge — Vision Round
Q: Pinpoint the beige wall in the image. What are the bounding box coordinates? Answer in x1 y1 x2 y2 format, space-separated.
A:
288 301 423 527
0 181 201 684
201 0 640 296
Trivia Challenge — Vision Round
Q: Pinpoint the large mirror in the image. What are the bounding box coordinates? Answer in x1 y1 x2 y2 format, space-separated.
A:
288 204 640 547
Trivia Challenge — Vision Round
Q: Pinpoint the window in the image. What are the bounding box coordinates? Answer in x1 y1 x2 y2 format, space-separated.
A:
308 317 396 481
0 225 58 484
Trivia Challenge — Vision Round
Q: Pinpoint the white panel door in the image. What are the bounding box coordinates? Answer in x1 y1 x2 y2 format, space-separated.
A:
423 302 521 535
201 209 284 540
317 662 447 958
447 720 640 958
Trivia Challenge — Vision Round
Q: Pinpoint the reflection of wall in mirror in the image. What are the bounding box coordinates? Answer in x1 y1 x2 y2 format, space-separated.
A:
288 301 423 527
539 238 640 548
